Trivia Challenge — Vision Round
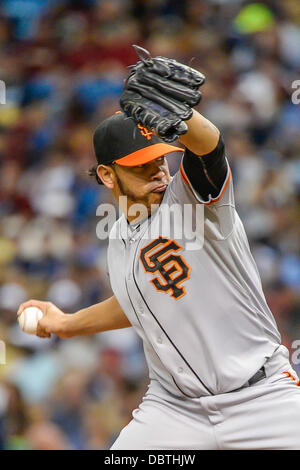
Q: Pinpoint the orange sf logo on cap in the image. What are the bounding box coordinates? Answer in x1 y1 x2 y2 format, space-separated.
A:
137 124 154 141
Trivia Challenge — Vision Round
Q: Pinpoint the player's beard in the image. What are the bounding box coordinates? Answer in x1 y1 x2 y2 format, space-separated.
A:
114 173 164 217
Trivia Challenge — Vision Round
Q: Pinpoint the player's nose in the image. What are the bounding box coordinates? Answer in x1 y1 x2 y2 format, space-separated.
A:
150 168 166 181
149 160 166 180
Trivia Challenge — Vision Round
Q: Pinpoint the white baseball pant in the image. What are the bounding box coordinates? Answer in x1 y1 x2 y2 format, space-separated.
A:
111 346 300 450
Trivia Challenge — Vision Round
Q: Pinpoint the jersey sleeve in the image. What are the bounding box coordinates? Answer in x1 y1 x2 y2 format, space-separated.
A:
167 137 235 240
180 135 233 205
169 135 234 208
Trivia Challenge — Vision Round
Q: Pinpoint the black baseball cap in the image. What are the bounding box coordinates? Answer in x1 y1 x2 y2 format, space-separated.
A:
93 112 183 167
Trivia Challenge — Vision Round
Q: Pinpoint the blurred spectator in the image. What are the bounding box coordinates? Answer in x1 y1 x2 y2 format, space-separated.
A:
25 421 72 450
0 381 29 450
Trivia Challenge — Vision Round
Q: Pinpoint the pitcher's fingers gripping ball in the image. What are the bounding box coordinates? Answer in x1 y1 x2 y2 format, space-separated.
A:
17 300 70 338
18 306 43 335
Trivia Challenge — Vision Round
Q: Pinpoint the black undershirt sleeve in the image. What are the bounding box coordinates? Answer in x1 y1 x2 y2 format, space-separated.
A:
181 135 227 202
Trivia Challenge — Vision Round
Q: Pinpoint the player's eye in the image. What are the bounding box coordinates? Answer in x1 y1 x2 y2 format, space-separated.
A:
133 164 146 169
133 157 165 170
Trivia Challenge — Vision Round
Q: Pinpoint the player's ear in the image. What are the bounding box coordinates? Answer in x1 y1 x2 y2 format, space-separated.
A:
97 164 115 189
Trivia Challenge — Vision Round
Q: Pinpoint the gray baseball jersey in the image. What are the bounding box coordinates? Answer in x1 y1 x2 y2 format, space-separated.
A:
107 158 281 398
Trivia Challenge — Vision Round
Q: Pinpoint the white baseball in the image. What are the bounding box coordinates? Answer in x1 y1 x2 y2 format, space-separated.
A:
18 307 43 335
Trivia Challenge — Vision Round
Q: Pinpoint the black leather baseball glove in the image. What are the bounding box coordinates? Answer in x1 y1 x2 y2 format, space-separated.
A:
120 45 205 143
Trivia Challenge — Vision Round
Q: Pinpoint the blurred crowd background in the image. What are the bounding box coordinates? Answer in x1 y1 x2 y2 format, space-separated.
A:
0 0 299 450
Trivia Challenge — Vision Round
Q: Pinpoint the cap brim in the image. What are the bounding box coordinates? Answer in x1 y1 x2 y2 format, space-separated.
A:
115 143 183 167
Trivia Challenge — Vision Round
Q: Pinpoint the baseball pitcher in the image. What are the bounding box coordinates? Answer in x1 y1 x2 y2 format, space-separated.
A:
17 46 300 450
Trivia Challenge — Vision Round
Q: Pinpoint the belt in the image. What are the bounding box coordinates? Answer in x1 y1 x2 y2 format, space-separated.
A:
243 366 266 388
232 366 266 393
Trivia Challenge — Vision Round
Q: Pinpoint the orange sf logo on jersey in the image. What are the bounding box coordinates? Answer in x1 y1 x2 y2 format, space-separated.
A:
137 124 154 141
140 237 190 299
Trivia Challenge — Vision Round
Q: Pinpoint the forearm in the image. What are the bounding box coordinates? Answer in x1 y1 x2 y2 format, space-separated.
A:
62 295 131 338
179 109 220 156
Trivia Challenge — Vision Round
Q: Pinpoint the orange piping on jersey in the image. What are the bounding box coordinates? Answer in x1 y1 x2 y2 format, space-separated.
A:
179 160 232 205
179 162 190 186
282 371 300 386
204 166 232 205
